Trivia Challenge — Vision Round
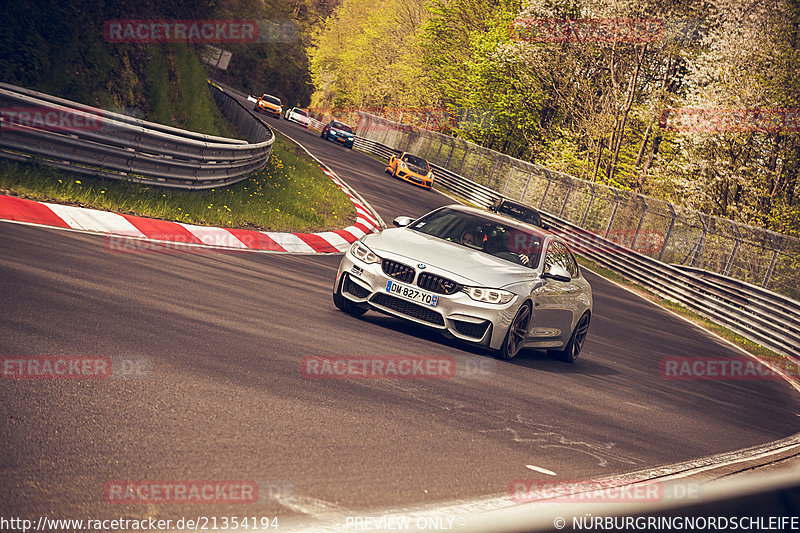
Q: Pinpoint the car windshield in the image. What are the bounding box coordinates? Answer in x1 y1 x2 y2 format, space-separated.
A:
409 208 542 268
262 95 281 105
295 109 308 116
331 121 353 133
401 154 430 171
496 201 542 226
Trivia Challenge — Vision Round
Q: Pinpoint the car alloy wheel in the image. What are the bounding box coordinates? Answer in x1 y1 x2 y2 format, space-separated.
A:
550 312 590 363
499 302 531 360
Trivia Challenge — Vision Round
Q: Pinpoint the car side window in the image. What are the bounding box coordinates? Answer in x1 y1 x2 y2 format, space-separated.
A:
544 241 576 277
565 248 579 277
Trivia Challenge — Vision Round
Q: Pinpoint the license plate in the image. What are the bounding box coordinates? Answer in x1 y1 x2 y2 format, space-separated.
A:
386 280 438 307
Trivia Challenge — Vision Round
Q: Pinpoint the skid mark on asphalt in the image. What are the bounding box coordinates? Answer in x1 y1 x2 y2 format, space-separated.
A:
382 381 642 468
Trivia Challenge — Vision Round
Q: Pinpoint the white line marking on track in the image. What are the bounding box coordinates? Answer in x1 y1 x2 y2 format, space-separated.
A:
525 465 557 476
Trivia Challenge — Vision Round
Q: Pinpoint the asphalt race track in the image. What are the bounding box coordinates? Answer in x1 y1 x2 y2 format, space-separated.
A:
1 107 798 527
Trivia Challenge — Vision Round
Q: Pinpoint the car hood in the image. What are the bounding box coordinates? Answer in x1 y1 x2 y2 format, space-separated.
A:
364 228 538 287
331 128 353 137
405 163 429 175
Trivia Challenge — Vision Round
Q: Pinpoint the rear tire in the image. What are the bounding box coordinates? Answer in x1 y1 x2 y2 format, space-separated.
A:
333 275 368 316
498 303 531 360
549 312 590 363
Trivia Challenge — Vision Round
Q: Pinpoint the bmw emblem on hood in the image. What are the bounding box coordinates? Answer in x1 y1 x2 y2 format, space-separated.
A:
418 263 427 270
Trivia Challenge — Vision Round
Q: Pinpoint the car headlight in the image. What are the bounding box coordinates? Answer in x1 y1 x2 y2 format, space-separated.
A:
463 287 515 304
350 242 381 264
400 162 407 170
427 171 433 179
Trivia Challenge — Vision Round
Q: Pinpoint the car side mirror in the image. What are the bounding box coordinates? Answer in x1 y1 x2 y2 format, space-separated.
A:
393 216 414 227
388 156 395 164
542 264 571 283
540 222 550 230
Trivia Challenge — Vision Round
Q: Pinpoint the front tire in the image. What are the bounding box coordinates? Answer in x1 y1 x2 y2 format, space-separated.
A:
333 275 368 316
549 312 590 363
498 302 531 360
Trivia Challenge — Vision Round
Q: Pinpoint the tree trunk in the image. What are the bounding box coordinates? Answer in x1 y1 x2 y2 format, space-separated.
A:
607 44 647 182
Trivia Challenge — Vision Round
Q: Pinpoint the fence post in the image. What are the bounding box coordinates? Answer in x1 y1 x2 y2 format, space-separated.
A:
539 175 551 209
520 171 533 203
631 196 649 251
434 138 444 164
604 191 621 238
558 185 572 218
501 163 513 196
691 216 708 268
658 204 676 262
722 225 741 277
580 187 596 227
381 118 390 145
457 145 469 175
487 158 500 186
472 150 484 181
763 249 778 288
445 141 455 168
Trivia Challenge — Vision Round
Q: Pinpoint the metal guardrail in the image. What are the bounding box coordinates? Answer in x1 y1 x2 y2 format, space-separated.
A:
353 135 800 359
0 82 273 190
353 113 800 301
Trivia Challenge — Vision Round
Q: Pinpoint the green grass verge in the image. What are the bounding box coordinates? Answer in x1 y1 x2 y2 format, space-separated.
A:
574 254 799 381
0 130 356 233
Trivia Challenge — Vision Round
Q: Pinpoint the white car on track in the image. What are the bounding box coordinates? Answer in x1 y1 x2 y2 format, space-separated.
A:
284 107 310 127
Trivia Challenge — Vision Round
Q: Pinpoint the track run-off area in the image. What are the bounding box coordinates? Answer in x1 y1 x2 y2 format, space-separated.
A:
1 103 798 530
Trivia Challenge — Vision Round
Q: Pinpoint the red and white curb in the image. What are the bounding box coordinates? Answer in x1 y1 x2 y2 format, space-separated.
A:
0 167 381 254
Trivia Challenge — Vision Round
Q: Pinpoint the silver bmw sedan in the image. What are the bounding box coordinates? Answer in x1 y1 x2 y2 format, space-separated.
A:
333 205 592 362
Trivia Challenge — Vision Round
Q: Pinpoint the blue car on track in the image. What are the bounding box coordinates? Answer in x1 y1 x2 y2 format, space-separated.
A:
321 120 355 149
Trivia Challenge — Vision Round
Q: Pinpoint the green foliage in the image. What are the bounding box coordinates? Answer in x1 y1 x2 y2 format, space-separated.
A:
306 0 800 238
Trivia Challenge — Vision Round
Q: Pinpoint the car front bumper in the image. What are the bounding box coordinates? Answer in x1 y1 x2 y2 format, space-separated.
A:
325 133 354 146
395 169 433 188
259 106 281 117
334 250 521 350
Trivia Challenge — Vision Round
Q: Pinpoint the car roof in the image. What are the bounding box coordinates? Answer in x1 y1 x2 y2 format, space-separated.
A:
437 204 552 239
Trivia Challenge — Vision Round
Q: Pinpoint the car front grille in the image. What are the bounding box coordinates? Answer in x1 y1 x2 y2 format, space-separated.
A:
381 259 415 283
453 319 490 339
370 293 445 326
343 275 370 299
417 273 462 295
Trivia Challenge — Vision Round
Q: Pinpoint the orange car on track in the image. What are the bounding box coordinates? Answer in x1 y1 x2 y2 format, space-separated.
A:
385 152 435 190
254 94 282 118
